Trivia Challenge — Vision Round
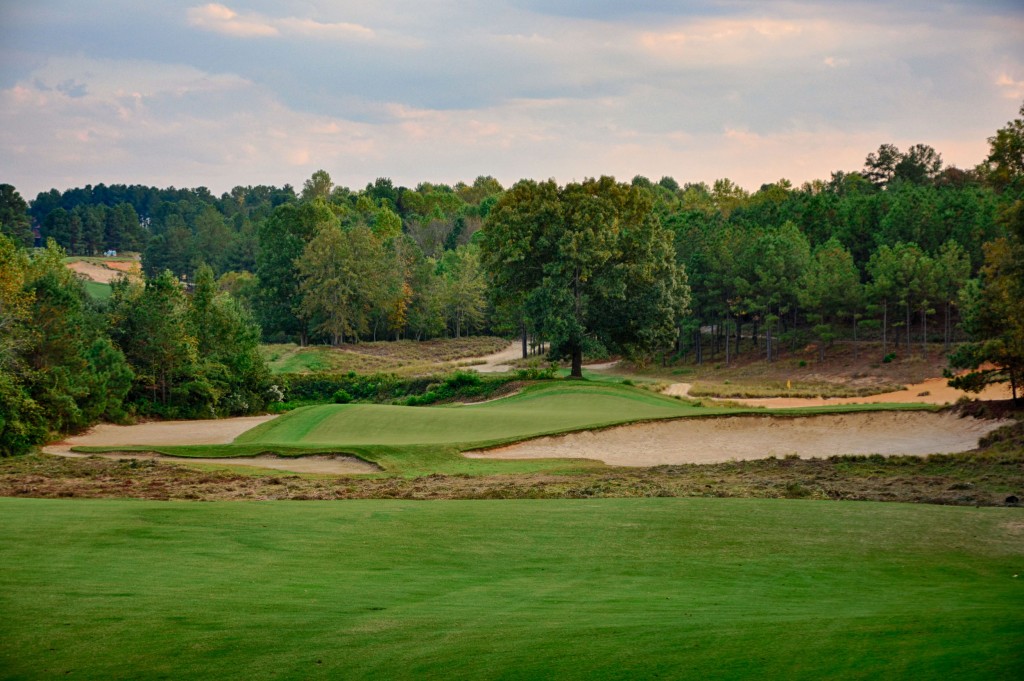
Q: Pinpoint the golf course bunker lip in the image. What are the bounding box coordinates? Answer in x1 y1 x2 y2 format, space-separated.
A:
466 411 1011 466
50 451 380 475
43 414 280 449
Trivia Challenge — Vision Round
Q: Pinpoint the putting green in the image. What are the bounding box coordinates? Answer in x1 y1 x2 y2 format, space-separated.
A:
236 383 721 448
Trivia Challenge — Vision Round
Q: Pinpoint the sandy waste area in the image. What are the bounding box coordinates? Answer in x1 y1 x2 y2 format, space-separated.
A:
467 411 1009 467
67 260 141 284
42 415 379 474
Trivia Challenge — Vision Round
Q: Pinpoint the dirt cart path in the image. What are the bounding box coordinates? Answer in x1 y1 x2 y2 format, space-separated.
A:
467 411 1008 467
470 342 522 373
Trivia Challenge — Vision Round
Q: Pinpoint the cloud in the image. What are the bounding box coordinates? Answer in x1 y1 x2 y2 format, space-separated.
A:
277 17 375 40
996 73 1024 100
1 1 1021 199
186 4 278 38
186 3 375 41
823 56 850 68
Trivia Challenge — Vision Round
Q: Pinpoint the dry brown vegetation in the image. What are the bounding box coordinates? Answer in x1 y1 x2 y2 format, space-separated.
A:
262 336 509 375
625 342 971 398
4 419 1021 506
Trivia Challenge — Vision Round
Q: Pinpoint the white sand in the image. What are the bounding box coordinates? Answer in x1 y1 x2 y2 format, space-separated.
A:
467 411 1009 466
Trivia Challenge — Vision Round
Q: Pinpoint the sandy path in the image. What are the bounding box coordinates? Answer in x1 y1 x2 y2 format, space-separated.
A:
668 376 1012 408
471 342 523 373
42 415 379 474
467 411 1009 466
470 342 621 373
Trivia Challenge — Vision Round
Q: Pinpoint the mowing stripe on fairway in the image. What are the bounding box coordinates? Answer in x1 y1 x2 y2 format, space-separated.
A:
0 497 1021 680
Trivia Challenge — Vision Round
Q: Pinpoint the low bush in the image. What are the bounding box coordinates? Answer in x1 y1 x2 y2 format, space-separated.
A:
277 369 545 407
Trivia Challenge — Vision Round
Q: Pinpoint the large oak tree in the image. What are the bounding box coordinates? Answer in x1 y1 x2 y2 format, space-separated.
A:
482 177 689 377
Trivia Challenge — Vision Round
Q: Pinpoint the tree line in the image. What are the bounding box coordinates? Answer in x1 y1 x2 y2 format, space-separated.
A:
0 239 271 456
1 103 1022 454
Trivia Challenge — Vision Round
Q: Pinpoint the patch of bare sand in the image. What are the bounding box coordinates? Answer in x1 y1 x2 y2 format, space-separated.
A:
66 260 138 284
662 383 692 397
41 415 378 474
44 415 278 450
467 411 1010 466
662 377 1012 407
103 260 139 274
469 342 621 373
471 342 523 373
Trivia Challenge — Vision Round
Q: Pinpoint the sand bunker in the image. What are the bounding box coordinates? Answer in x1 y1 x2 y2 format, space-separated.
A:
665 376 1012 407
67 260 139 284
467 411 1009 466
42 415 379 474
45 415 279 449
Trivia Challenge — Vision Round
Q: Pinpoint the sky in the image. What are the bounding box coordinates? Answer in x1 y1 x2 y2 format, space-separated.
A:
1 0 1023 200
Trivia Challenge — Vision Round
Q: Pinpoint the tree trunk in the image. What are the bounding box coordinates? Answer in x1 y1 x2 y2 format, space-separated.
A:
853 315 859 359
921 304 927 352
725 317 731 366
905 302 911 353
570 343 583 378
695 328 703 365
521 320 528 359
882 302 887 356
944 301 951 352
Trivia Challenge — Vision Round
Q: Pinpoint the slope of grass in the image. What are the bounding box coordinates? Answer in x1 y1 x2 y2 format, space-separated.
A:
1 497 1021 679
75 382 938 476
237 382 709 448
82 280 112 300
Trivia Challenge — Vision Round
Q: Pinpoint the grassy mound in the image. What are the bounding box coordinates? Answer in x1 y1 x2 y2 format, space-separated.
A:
1 497 1020 679
239 382 710 448
75 382 936 476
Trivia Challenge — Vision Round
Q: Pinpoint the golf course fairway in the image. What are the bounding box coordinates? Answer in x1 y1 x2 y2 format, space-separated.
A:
1 497 1021 679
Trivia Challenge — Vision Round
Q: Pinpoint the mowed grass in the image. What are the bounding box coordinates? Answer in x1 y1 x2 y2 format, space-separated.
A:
78 382 936 476
238 382 712 448
1 497 1021 679
82 280 112 300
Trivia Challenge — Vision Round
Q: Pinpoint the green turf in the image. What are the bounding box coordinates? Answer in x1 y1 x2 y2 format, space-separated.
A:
76 382 938 476
264 345 336 373
0 497 1020 679
82 280 112 300
237 382 714 448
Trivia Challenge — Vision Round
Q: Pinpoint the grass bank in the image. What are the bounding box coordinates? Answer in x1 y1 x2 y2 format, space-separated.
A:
1 497 1020 679
73 382 937 476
